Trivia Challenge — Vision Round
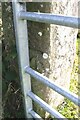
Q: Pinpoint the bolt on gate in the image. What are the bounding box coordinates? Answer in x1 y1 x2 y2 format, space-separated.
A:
12 0 80 119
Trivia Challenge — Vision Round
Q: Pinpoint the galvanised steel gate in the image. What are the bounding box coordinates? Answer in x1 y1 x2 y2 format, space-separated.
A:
12 0 80 119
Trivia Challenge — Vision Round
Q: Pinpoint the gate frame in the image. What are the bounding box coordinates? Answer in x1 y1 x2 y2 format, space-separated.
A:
12 1 32 118
12 0 80 119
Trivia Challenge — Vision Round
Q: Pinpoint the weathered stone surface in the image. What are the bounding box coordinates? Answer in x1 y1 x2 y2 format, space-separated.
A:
27 1 78 118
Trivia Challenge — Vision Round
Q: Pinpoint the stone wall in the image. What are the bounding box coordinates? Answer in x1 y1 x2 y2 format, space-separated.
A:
27 1 78 118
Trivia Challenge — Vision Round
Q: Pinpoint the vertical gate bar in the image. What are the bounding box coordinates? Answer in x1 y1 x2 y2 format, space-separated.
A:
12 0 32 118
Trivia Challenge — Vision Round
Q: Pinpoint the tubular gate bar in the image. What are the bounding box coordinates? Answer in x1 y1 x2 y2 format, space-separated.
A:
12 0 80 119
19 11 80 29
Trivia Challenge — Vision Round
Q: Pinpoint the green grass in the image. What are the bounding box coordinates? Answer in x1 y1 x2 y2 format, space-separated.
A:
57 38 80 118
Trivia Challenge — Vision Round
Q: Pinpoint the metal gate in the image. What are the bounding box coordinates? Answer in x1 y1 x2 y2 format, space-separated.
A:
12 0 80 119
